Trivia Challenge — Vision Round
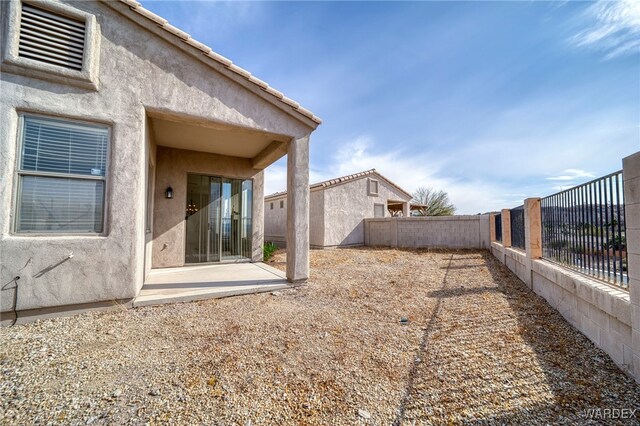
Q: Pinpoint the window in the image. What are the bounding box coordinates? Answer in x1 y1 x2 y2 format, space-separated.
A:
270 202 273 210
15 115 109 233
18 3 86 71
280 200 284 209
374 203 385 218
368 178 379 196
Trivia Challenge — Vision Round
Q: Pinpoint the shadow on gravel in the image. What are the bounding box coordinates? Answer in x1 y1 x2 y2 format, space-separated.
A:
478 251 639 424
393 249 639 425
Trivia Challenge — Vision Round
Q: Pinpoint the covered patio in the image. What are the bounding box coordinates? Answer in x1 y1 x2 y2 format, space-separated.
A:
143 104 316 291
387 201 427 217
134 262 289 307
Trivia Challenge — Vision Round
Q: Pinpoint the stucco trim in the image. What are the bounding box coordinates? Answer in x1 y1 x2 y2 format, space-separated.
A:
1 0 101 90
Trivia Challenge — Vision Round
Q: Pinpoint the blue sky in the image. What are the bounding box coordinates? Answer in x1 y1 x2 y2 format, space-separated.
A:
140 0 639 214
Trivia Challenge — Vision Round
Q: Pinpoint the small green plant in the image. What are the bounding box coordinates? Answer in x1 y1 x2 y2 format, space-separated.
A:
263 242 278 261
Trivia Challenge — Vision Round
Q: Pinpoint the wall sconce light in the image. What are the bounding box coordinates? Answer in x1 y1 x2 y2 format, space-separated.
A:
165 186 173 199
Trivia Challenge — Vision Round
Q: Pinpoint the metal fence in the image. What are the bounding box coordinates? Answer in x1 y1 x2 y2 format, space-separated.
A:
510 206 525 250
495 213 502 242
541 171 628 288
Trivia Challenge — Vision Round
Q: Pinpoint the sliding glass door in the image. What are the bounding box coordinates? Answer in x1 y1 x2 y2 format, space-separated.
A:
185 174 252 263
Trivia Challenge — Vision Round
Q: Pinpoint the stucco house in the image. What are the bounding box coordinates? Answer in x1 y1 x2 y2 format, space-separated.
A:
0 0 319 323
264 169 417 248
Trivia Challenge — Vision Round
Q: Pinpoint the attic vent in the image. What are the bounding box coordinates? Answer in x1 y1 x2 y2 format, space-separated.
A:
18 3 85 71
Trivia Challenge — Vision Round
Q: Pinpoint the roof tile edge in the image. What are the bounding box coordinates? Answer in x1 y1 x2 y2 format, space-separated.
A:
116 0 321 125
265 169 413 200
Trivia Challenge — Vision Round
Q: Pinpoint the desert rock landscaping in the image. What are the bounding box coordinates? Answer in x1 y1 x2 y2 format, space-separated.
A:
1 248 639 425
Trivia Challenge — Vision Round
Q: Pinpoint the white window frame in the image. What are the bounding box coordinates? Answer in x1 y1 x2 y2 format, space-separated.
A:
13 112 111 235
1 0 101 90
374 203 385 218
368 178 379 196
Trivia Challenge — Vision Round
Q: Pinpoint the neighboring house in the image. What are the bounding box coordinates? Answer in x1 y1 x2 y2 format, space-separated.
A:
0 0 319 321
264 169 415 248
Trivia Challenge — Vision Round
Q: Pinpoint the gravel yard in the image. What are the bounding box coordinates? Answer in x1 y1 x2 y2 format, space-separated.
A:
1 248 639 425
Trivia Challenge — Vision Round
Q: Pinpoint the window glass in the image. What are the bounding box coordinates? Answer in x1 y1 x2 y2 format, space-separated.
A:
16 115 108 233
18 176 104 232
21 116 108 176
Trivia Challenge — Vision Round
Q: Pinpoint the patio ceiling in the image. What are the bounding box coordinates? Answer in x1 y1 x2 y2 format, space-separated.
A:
388 202 426 212
149 112 290 168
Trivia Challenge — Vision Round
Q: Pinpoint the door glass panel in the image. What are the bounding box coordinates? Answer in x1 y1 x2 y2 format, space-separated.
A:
221 179 232 259
241 180 252 259
208 177 221 262
185 174 209 263
185 174 252 263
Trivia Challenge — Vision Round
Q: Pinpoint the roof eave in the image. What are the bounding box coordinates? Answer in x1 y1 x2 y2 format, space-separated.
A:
266 169 414 200
105 0 322 130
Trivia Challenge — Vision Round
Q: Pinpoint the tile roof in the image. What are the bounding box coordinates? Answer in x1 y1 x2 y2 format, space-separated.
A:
115 0 321 126
265 169 414 200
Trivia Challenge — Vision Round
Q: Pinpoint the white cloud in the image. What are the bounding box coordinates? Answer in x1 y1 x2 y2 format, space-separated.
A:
264 95 637 215
265 136 515 214
570 0 640 59
546 168 595 181
266 75 639 214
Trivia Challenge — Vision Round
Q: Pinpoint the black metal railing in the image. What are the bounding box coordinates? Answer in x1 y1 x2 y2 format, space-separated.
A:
541 170 628 288
495 213 502 242
510 206 525 250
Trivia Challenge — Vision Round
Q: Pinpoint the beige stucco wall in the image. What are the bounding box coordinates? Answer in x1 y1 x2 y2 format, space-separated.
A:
264 189 324 247
264 195 287 245
0 0 310 315
153 147 264 268
264 175 410 248
309 190 325 247
323 177 412 247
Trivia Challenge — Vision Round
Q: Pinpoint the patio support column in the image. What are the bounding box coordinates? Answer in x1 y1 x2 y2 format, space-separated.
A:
501 208 512 248
623 151 640 383
402 202 410 218
286 135 310 283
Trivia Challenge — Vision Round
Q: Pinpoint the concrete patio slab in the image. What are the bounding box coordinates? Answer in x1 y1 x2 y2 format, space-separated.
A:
134 262 289 307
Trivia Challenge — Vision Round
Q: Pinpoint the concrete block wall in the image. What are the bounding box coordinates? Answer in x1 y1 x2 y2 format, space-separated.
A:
491 151 640 382
623 152 640 381
364 215 491 249
491 242 634 374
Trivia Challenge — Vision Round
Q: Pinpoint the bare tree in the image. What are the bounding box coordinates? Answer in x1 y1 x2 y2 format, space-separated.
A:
412 187 456 216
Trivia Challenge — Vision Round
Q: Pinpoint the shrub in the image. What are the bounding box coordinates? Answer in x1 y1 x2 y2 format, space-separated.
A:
263 242 278 261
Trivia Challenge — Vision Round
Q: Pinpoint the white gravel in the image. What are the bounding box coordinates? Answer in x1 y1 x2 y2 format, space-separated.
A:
1 248 638 425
